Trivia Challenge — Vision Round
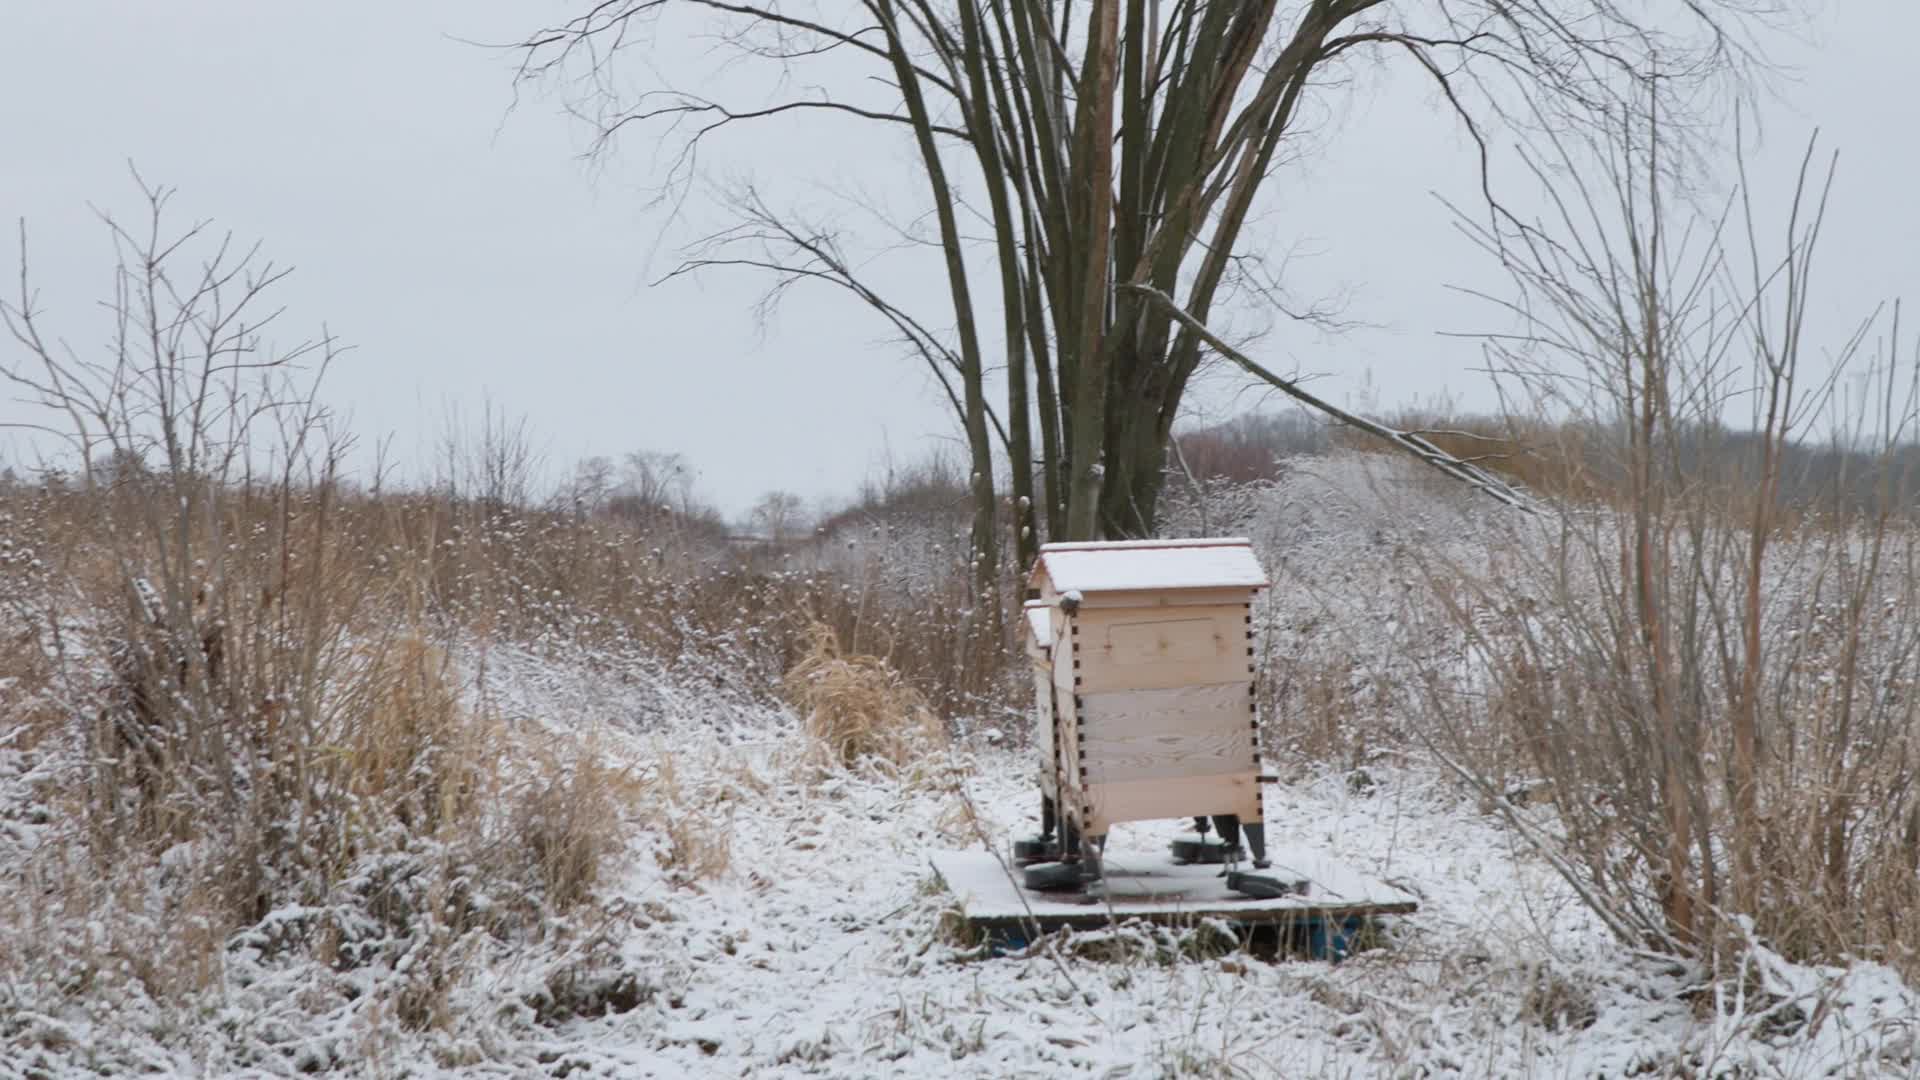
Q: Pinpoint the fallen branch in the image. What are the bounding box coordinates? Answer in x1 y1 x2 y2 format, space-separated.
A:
1123 283 1536 513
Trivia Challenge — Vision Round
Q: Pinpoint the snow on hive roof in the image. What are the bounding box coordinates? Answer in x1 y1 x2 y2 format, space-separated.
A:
1032 538 1269 594
1023 602 1053 649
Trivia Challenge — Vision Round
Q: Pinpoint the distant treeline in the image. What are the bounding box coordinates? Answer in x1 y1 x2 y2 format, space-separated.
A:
1177 410 1920 516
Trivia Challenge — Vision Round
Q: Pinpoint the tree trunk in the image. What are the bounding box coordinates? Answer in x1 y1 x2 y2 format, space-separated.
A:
958 0 1037 571
872 0 998 597
1095 387 1169 538
1063 0 1120 541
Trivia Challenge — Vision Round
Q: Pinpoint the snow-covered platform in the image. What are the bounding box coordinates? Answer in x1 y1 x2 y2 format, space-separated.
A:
929 847 1418 958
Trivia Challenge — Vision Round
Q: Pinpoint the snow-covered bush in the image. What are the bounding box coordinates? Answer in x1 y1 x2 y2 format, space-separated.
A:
1408 120 1920 976
0 186 652 1070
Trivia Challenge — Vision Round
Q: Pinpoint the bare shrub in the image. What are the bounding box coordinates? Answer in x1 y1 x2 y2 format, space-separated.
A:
0 181 636 1019
436 397 544 515
1422 112 1920 974
1174 411 1331 485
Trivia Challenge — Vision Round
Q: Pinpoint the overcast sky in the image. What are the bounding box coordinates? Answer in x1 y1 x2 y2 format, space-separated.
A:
3 3 1914 517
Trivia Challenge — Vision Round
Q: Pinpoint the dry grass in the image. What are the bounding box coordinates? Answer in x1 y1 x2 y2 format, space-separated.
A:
1331 413 1608 507
332 635 492 836
511 734 646 908
783 622 947 774
0 192 815 1055
0 627 62 756
0 478 659 1007
338 487 1018 723
0 461 992 1014
643 747 736 883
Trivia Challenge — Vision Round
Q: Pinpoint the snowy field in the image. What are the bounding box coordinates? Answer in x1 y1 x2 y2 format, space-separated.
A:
4 454 1918 1077
370 641 1920 1077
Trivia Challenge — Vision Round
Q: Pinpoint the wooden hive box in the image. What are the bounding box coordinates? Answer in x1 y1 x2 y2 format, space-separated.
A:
1022 538 1270 848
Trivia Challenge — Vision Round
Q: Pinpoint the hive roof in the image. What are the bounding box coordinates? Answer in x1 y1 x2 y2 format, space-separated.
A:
1029 538 1269 595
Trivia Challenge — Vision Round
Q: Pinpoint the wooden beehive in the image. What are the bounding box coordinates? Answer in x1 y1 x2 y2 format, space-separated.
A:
1023 538 1270 844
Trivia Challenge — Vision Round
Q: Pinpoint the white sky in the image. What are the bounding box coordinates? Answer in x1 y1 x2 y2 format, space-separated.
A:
2 2 1914 517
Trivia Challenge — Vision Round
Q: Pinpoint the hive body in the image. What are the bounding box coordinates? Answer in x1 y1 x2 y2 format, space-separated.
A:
1024 539 1268 842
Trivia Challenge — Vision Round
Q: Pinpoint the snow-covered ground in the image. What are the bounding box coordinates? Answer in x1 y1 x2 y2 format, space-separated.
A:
6 640 1911 1076
435 638 1920 1078
4 454 1919 1076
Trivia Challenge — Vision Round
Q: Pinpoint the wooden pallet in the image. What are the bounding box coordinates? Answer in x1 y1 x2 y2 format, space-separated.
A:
928 847 1418 959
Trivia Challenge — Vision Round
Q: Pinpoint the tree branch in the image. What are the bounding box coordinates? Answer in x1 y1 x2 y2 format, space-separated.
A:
1123 282 1537 512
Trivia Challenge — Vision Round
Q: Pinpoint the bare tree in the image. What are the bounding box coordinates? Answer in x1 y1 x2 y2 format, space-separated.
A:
567 453 618 516
749 489 811 544
438 397 543 516
620 449 696 514
512 0 1777 577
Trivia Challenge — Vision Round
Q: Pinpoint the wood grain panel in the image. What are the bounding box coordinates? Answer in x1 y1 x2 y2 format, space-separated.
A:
1033 669 1058 790
1075 681 1252 739
1073 605 1252 693
1069 587 1255 610
1079 727 1255 783
1084 773 1263 833
1055 659 1080 800
1076 678 1257 785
